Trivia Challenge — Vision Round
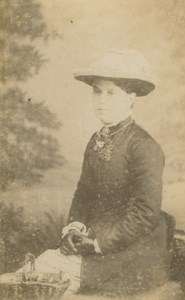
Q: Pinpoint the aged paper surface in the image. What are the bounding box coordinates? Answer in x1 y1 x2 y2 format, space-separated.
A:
0 0 185 299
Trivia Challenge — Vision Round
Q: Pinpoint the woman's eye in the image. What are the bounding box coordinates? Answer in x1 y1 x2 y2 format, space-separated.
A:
107 90 113 95
93 88 102 94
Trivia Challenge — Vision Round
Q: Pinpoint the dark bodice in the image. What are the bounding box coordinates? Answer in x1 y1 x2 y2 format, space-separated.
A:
68 118 166 253
83 121 134 220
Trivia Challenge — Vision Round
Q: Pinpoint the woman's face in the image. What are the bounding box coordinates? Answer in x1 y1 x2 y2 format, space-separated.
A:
92 79 135 126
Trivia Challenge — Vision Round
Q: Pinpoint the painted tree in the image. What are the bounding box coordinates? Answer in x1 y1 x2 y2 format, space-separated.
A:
0 0 63 190
0 0 63 273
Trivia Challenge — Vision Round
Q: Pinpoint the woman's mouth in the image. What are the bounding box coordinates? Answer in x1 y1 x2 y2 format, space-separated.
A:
97 108 109 112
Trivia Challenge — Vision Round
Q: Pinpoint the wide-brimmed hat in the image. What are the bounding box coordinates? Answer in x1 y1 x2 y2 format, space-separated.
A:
73 49 155 96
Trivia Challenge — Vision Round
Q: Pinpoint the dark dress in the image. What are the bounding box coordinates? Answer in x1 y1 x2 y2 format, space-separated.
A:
68 116 175 296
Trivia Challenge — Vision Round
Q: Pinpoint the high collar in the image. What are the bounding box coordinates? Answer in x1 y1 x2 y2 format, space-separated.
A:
101 115 133 135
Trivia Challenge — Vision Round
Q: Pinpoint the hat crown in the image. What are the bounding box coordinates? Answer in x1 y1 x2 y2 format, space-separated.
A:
90 49 150 79
73 48 155 96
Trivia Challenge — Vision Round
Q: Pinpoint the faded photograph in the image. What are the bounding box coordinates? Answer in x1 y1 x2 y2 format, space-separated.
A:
0 1 185 299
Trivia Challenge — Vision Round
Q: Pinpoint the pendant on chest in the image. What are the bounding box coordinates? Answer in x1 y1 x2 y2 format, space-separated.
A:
94 133 114 162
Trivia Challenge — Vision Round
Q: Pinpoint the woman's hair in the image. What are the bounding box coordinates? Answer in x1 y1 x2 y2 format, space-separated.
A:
113 79 134 95
93 77 133 94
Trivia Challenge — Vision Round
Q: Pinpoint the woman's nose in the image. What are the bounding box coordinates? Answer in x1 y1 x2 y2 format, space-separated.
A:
98 93 107 104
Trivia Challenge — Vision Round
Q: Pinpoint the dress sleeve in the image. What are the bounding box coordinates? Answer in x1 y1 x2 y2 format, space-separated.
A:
94 137 165 254
67 135 95 226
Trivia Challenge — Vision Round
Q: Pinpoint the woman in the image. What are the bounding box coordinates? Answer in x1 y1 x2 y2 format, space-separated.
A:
0 49 175 297
59 49 175 296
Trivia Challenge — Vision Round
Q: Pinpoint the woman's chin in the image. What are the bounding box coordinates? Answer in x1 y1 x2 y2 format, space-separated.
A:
99 118 113 126
97 115 122 126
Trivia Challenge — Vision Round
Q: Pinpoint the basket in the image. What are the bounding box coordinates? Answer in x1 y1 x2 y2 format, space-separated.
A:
0 272 70 300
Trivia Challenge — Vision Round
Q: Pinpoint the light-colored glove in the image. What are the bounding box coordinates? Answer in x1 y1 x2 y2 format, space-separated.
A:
62 222 102 254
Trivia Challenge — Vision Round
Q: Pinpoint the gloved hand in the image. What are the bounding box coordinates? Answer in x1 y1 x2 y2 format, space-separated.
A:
75 235 95 255
60 229 82 255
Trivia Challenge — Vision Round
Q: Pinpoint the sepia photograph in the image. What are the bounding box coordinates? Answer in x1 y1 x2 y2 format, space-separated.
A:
0 1 185 299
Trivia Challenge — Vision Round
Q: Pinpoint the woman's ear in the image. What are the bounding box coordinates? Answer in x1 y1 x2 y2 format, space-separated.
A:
130 92 136 101
128 93 136 109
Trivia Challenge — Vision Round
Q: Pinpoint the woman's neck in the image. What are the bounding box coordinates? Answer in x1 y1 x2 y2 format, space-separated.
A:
103 113 133 127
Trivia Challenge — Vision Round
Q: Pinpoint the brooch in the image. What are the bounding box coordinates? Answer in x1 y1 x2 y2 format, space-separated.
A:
94 127 114 162
93 120 133 161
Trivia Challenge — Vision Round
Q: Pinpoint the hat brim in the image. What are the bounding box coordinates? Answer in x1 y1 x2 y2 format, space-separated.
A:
74 74 155 97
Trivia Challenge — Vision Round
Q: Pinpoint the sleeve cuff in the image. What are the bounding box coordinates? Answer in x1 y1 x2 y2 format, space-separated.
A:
94 238 103 254
62 221 87 239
